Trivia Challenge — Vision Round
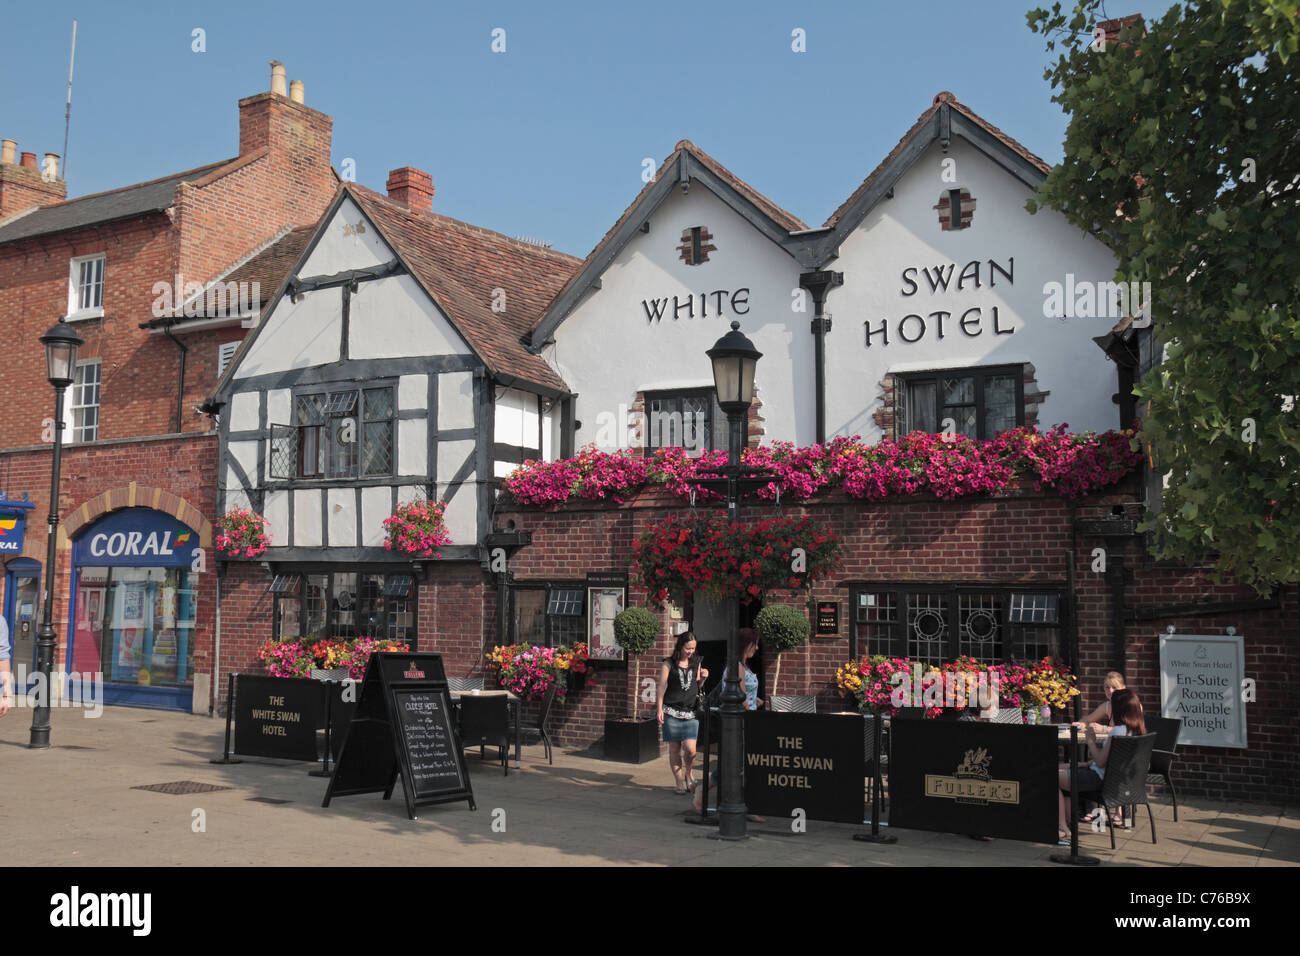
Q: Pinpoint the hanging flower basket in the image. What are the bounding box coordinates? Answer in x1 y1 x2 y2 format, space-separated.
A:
382 499 452 558
633 512 842 606
215 508 270 559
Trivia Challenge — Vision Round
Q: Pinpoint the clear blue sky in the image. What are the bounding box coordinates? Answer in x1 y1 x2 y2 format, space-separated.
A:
1 0 1093 257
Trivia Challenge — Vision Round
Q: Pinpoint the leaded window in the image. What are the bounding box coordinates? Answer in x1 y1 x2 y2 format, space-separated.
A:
644 388 729 454
896 365 1024 440
511 583 587 648
851 585 1064 665
268 384 396 481
274 570 415 645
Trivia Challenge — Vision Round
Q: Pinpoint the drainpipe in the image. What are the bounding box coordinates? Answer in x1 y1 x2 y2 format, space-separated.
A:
798 271 844 444
161 322 188 434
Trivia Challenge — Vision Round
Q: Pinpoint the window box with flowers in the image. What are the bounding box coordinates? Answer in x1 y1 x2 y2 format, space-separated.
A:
216 509 270 559
382 499 452 558
258 635 411 681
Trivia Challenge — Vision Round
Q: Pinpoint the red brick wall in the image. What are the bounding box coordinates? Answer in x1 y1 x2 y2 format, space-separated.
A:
493 486 1299 803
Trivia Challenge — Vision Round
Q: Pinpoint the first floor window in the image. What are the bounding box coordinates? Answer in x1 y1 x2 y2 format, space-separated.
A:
68 254 105 316
273 570 415 644
269 384 396 480
850 585 1063 666
69 360 101 443
896 365 1023 439
644 388 728 454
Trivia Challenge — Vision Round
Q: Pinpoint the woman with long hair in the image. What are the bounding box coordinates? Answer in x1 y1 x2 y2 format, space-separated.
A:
656 631 708 794
1057 688 1146 843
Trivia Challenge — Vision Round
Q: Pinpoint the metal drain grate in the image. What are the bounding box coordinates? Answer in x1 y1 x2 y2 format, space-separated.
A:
247 796 291 805
132 781 233 795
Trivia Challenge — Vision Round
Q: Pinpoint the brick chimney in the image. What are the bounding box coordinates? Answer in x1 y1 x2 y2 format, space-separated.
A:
0 141 66 218
1097 13 1145 48
386 167 434 212
238 60 333 164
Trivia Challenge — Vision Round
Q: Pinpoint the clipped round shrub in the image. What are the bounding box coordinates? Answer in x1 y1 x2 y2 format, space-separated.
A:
754 604 811 652
612 607 660 656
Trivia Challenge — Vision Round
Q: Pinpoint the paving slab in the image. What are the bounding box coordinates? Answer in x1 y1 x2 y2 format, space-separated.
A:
1 706 1296 867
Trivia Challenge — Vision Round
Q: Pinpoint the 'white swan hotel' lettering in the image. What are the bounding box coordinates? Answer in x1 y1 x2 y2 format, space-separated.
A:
89 531 179 559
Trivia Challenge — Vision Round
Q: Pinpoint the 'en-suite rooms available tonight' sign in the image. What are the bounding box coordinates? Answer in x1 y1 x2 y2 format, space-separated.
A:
1158 633 1248 749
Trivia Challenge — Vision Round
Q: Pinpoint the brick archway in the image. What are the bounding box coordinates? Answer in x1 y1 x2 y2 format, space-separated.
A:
60 483 213 549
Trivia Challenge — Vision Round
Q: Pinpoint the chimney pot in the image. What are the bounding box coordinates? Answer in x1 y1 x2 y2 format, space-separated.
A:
270 60 287 96
0 139 15 165
385 166 435 213
19 152 37 169
44 153 60 180
289 80 305 104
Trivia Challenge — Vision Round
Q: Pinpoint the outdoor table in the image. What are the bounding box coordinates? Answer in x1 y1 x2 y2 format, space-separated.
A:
449 689 523 769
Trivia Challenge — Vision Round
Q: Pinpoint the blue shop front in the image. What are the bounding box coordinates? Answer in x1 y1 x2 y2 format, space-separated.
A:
69 508 201 711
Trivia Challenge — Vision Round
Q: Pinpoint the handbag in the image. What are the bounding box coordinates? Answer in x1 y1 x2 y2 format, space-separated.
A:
692 660 708 719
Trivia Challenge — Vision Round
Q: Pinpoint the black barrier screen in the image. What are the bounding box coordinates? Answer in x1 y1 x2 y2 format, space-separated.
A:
232 675 323 762
743 711 864 824
330 684 358 761
392 688 463 797
889 719 1058 843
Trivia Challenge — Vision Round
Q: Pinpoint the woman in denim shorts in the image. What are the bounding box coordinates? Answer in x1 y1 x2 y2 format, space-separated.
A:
656 632 708 794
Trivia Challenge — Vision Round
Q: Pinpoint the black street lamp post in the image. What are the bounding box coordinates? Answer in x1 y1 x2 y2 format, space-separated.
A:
698 320 767 841
30 318 82 749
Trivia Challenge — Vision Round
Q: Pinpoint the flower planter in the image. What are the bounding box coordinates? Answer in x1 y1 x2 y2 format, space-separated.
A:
603 717 659 763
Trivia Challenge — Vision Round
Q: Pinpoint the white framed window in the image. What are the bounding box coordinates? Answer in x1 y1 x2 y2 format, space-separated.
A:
67 359 101 443
217 341 239 377
67 254 105 320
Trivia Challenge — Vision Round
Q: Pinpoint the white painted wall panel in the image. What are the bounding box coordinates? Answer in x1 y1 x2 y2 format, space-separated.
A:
494 388 540 449
443 480 477 544
293 490 322 547
438 372 475 430
327 489 356 547
396 485 423 506
227 440 258 483
398 374 428 411
361 486 390 547
223 482 252 515
349 274 471 359
264 490 290 547
437 440 475 487
229 392 259 432
398 418 427 476
266 388 290 427
236 287 342 378
299 197 393 276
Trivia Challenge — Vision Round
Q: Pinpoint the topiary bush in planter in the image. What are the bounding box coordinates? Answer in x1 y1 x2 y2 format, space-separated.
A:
605 606 662 763
754 604 811 698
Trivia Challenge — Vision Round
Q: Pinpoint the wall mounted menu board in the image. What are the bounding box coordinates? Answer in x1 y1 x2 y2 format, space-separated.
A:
323 652 475 818
392 688 463 797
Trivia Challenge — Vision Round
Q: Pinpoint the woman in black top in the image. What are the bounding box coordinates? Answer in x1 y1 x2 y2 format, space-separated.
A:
656 632 709 794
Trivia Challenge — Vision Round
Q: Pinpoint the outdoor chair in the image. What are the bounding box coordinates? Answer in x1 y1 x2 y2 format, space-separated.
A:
1077 732 1158 849
1145 716 1183 821
458 694 511 776
448 676 485 692
535 683 557 765
770 695 817 713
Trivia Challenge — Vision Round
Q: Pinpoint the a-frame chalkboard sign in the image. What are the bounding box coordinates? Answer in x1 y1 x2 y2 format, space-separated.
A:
322 652 475 818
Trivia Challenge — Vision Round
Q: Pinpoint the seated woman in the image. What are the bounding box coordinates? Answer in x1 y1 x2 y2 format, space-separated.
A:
1056 687 1146 844
1079 671 1126 731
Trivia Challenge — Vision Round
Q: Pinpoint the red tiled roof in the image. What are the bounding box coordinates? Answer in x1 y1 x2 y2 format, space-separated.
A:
224 225 316 309
347 184 581 393
823 91 1053 228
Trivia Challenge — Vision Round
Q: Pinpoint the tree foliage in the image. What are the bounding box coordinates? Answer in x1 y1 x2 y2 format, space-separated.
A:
1027 0 1300 592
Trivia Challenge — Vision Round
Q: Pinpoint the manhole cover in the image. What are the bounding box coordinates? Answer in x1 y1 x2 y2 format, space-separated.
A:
248 796 291 805
132 781 233 795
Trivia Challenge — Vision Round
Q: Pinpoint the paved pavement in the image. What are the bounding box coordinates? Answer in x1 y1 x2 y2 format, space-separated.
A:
2 705 1296 867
